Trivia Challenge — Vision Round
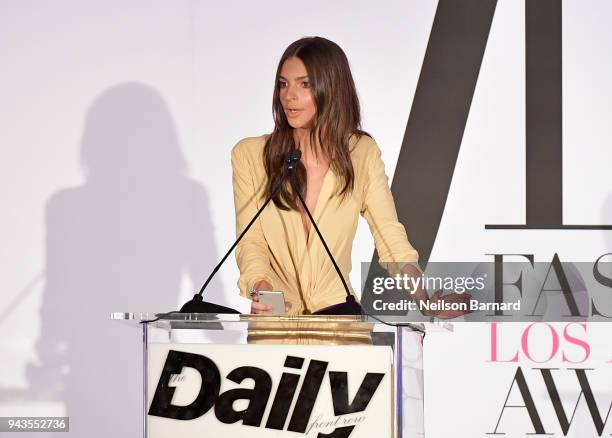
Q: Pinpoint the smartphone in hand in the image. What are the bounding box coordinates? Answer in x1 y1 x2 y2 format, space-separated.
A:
257 291 286 315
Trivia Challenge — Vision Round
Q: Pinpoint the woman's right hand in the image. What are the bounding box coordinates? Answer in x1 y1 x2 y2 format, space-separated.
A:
250 280 273 314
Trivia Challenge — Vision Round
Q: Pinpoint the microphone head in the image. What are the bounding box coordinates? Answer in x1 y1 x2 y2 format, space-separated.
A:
285 149 301 171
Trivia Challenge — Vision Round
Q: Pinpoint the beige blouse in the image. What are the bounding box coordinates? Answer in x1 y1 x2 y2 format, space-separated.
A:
231 134 419 315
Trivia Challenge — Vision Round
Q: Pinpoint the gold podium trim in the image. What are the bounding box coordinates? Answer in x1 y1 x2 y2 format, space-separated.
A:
240 314 376 345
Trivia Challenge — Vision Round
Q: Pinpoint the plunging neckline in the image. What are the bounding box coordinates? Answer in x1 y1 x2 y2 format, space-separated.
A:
299 168 331 250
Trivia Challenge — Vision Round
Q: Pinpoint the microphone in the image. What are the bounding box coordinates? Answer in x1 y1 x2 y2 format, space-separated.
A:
285 148 301 171
180 150 300 313
288 167 362 316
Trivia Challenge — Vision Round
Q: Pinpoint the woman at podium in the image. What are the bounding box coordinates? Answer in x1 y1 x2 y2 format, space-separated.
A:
231 36 467 317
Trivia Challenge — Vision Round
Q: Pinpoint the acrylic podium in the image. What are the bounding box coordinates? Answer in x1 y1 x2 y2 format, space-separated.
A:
111 312 447 438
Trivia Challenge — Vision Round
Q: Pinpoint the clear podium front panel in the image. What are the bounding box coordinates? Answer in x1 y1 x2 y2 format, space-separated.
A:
111 313 444 438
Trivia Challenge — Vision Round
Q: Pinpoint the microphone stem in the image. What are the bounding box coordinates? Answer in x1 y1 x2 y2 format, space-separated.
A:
197 168 288 296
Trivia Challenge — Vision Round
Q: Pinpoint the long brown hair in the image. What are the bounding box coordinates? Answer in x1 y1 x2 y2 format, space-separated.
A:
264 36 369 211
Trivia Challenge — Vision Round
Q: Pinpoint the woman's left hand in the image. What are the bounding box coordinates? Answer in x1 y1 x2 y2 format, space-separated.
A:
422 290 472 319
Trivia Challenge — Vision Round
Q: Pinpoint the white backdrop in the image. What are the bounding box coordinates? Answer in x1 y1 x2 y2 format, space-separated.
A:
1 1 610 437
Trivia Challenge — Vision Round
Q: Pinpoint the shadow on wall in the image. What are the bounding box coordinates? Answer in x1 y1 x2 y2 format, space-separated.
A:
25 83 224 437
